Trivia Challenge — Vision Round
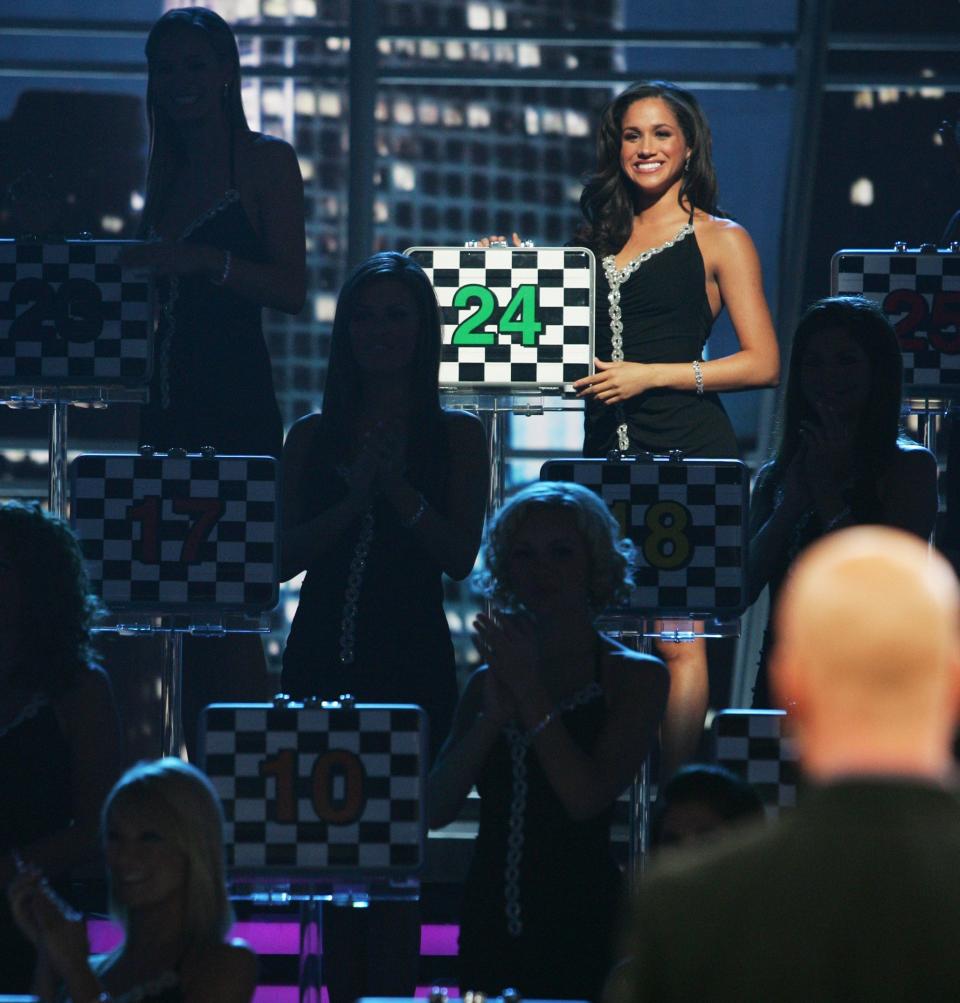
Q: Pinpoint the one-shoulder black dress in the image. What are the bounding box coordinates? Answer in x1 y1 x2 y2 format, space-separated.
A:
584 223 739 460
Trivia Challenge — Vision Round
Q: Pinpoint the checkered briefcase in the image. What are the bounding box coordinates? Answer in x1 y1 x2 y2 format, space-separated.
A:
198 700 427 878
0 239 153 386
712 709 799 818
541 455 749 618
70 451 278 614
406 245 594 393
831 247 960 395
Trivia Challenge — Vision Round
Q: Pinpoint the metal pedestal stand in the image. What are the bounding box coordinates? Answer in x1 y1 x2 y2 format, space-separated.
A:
232 876 421 1001
443 391 583 511
905 397 950 455
596 615 741 886
96 613 270 757
1 385 147 518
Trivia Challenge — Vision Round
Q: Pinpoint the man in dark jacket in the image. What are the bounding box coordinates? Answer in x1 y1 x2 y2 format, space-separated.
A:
619 526 960 1003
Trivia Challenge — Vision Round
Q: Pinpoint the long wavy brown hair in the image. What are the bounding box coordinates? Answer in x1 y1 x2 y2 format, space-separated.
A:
577 80 722 256
0 502 102 692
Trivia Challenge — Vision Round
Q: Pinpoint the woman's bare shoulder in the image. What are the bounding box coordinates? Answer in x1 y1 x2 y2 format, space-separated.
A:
442 406 484 435
693 212 751 246
240 132 300 180
600 635 669 690
285 411 322 446
244 130 297 159
890 439 936 473
55 664 113 717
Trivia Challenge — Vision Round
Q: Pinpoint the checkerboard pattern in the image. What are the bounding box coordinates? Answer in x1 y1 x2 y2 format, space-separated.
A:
712 709 799 817
832 250 960 392
541 457 748 616
71 453 278 612
199 703 426 875
0 240 152 385
407 246 594 390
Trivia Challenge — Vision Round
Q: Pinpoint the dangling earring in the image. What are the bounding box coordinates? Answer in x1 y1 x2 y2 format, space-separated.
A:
683 157 690 174
222 82 230 105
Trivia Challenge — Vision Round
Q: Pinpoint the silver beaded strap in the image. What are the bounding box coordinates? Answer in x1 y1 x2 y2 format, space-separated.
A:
151 190 241 411
602 223 694 452
501 680 604 936
338 507 375 664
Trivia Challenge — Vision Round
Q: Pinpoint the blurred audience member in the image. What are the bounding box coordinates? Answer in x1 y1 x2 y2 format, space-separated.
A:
748 296 936 707
650 763 764 850
8 758 256 1003
616 527 960 1002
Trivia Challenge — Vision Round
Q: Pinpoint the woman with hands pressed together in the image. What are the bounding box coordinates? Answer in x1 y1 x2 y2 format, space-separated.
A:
7 758 256 1003
123 6 305 458
429 482 668 1002
749 296 937 707
280 252 488 759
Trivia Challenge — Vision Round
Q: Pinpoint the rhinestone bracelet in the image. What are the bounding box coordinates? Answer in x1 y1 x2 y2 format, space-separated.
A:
692 358 704 396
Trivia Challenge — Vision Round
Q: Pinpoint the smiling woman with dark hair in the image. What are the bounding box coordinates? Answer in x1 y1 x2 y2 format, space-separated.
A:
749 295 938 707
280 252 488 760
566 79 781 777
122 5 305 458
0 502 120 992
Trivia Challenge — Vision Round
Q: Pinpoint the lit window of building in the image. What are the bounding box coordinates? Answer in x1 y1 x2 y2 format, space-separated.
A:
313 293 337 322
565 109 590 137
467 3 491 30
392 162 416 191
418 100 441 125
394 99 416 125
518 43 542 68
318 90 342 118
442 104 465 127
295 90 316 116
467 103 492 128
849 177 874 206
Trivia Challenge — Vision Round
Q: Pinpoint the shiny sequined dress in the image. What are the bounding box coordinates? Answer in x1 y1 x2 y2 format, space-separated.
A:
457 685 619 1003
280 414 457 761
140 190 283 459
583 223 739 459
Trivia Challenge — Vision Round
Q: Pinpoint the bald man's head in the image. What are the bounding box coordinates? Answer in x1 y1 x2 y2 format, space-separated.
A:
771 528 960 764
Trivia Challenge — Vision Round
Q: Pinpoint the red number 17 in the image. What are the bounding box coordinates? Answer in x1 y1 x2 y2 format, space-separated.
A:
127 495 225 565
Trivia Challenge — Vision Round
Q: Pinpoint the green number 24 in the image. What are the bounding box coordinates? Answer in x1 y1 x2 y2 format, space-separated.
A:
451 284 543 346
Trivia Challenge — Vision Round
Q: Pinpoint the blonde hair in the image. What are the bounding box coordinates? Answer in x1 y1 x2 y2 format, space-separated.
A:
475 480 634 614
103 758 232 946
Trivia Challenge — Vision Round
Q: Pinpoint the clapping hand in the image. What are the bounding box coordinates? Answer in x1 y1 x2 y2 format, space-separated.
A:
473 611 547 724
8 866 90 979
800 402 855 508
370 424 408 495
